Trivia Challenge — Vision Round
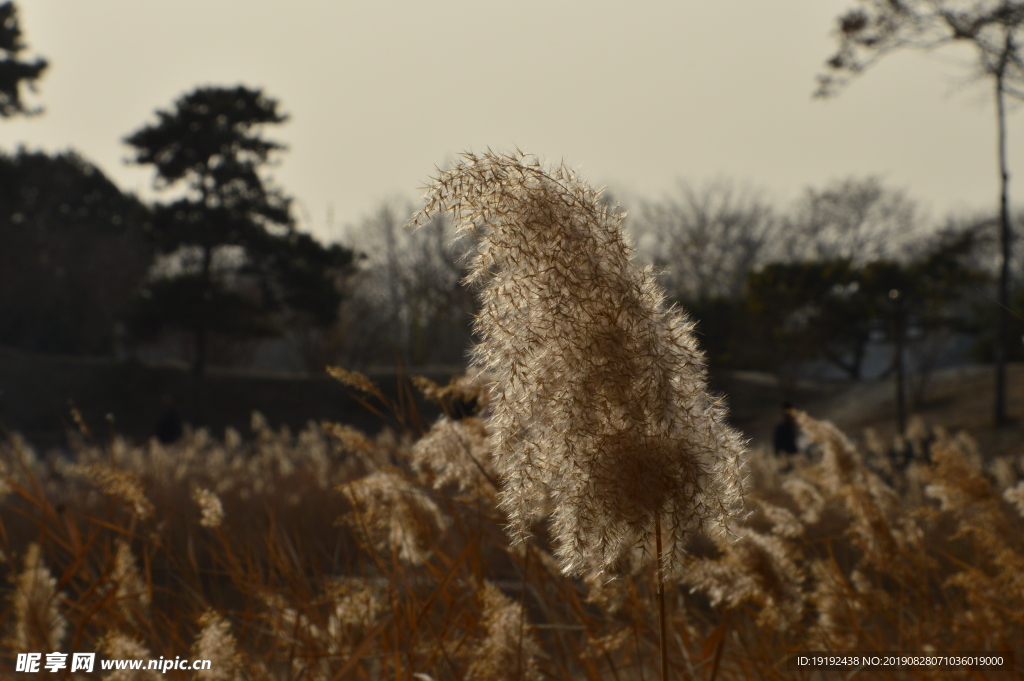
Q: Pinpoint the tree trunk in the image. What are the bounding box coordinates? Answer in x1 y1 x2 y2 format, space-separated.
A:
193 316 208 381
655 514 669 681
850 336 865 381
893 291 906 435
192 245 211 425
995 69 1012 427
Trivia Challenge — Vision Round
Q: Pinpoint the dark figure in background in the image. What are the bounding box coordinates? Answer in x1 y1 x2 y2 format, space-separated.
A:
773 401 800 456
156 395 183 444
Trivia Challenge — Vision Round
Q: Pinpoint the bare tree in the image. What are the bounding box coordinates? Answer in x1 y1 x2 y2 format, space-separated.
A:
785 176 921 264
816 0 1024 425
341 199 475 367
635 179 779 302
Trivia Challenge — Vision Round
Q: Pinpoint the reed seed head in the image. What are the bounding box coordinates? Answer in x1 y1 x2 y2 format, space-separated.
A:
193 487 225 528
111 540 149 624
73 464 154 520
99 632 159 680
340 468 450 565
1006 481 1024 518
686 528 805 629
409 151 747 576
193 611 243 681
6 543 67 652
412 415 495 500
466 582 544 681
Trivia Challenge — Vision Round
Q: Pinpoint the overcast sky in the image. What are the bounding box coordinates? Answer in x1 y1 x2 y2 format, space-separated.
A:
3 0 1022 244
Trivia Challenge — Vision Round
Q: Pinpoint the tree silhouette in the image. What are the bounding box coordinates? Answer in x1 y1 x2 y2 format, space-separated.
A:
744 229 985 395
0 150 153 354
124 86 352 418
0 1 46 117
745 260 855 383
817 0 1024 426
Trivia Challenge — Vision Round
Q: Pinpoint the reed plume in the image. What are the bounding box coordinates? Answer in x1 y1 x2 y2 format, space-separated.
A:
341 468 449 565
99 631 159 680
5 543 67 652
686 527 805 629
110 540 150 626
466 582 544 681
192 611 244 681
781 476 825 525
325 577 383 656
1006 481 1024 518
409 151 747 577
412 416 495 500
193 487 225 528
73 463 154 520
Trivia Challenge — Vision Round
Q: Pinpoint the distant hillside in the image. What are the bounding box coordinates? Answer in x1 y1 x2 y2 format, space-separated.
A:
817 363 1024 459
714 363 1024 459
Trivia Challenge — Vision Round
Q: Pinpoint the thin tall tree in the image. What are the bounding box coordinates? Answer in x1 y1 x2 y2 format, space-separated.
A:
125 86 352 420
816 0 1024 426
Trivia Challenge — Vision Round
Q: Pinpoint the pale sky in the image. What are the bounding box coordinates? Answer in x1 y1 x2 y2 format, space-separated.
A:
3 0 1022 244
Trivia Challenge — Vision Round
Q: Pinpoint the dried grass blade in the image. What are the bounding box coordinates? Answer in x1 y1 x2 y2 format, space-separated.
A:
330 615 394 681
412 535 476 630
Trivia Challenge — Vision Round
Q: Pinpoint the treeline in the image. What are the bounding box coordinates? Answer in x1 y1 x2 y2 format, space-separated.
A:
343 178 1024 390
629 178 1024 387
0 2 359 382
0 144 475 373
0 95 355 377
0 150 152 356
2 145 1023 383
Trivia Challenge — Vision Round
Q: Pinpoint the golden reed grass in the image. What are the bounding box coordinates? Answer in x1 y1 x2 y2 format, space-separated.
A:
2 385 1024 679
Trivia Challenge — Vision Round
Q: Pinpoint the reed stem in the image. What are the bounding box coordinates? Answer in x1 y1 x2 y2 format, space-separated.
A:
656 513 669 681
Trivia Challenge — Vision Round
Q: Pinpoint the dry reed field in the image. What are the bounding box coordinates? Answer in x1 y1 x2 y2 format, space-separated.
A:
2 152 1023 680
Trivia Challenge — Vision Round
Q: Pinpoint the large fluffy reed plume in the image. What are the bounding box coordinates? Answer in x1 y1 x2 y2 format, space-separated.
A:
410 150 747 578
411 151 747 681
5 543 67 653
